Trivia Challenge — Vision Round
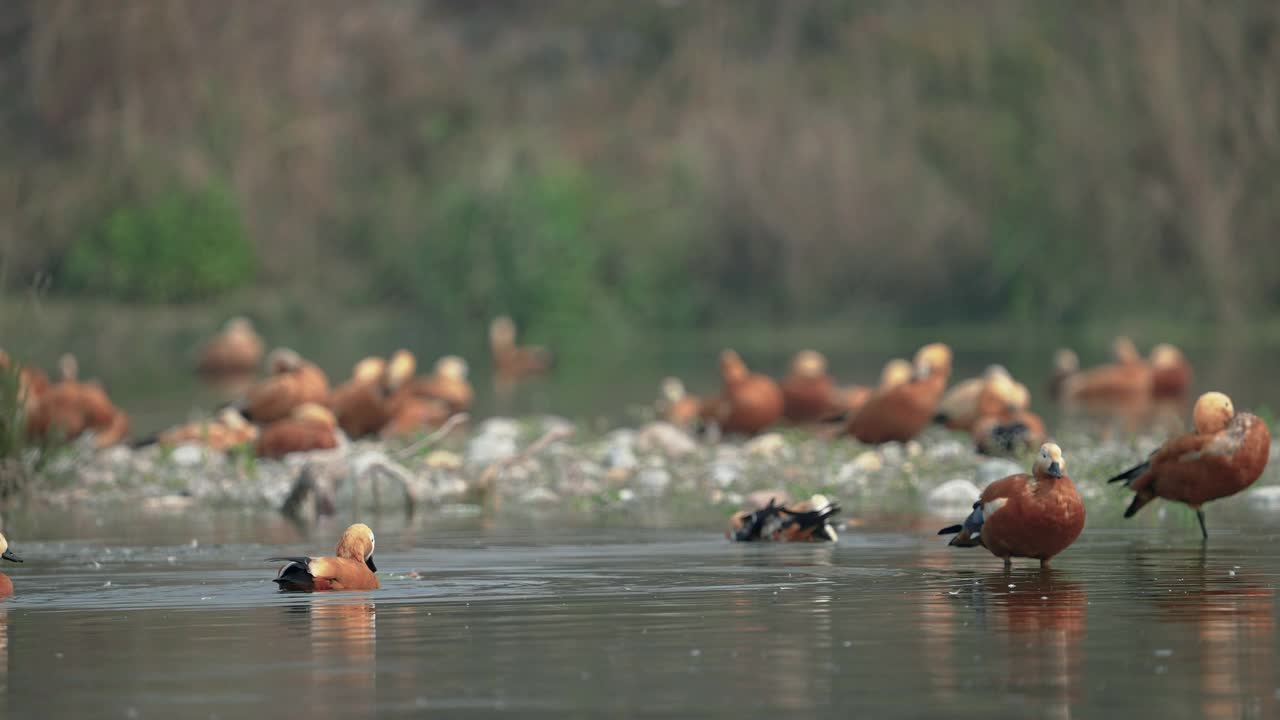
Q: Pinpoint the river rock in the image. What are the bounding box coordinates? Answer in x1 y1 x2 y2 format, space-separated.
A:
975 458 1023 487
926 478 981 509
636 422 699 457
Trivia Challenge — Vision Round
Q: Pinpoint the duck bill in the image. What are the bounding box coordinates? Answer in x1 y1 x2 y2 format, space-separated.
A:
365 556 377 573
2 549 22 563
1046 462 1063 479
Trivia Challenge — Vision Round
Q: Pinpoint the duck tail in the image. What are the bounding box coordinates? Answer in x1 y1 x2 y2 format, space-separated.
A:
130 434 160 449
941 501 984 547
1106 460 1150 486
267 557 315 592
932 412 949 425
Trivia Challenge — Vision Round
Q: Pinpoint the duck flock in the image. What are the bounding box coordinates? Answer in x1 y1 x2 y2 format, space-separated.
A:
0 315 1273 590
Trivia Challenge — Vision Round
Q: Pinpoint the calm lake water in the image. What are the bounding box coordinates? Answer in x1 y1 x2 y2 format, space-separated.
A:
2 506 1279 718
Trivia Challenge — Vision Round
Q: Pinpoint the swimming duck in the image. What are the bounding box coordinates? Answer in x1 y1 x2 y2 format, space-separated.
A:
727 494 841 542
709 350 784 436
1107 391 1271 540
238 348 331 424
1060 337 1152 402
490 316 554 384
254 402 340 458
780 350 839 423
196 316 264 376
1149 343 1193 398
939 442 1084 568
935 365 1016 431
268 523 379 592
848 343 952 444
656 377 703 428
135 407 258 451
26 354 129 448
330 351 416 439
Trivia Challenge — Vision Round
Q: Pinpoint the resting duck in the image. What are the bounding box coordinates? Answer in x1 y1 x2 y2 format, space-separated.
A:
254 402 340 458
709 350 784 436
780 350 839 423
196 316 264 376
939 442 1085 568
727 494 841 542
26 354 129 448
1108 391 1270 539
329 351 416 439
490 316 554 385
135 407 257 451
847 343 952 444
1149 343 1193 398
0 349 49 414
238 348 331 424
398 355 473 415
1061 337 1152 402
268 523 379 592
972 409 1047 458
935 365 1016 431
656 377 703 428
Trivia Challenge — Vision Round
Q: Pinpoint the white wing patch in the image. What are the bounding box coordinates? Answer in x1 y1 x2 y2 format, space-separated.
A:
983 497 1008 518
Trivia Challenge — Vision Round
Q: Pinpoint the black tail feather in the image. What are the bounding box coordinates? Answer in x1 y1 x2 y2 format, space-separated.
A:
937 524 963 536
131 435 160 449
1107 460 1150 486
933 412 949 425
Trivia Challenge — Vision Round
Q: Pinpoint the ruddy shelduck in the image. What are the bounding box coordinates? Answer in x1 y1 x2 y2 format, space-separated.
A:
399 355 474 414
490 316 554 383
330 351 416 438
780 350 839 423
727 494 841 542
268 523 379 592
196 317 264 376
935 365 1016 431
848 343 952 444
1108 392 1271 539
0 349 49 414
1149 343 1193 398
1060 338 1152 402
656 377 703 428
835 358 913 419
939 442 1085 568
137 407 257 451
1048 348 1079 401
238 348 331 424
0 532 23 564
26 354 129 448
254 402 340 458
709 350 784 436
972 409 1047 457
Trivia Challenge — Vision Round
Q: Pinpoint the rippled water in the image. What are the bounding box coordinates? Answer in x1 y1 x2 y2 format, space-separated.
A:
2 507 1278 718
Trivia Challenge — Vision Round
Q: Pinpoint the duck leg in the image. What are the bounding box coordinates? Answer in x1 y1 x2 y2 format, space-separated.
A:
1196 507 1208 542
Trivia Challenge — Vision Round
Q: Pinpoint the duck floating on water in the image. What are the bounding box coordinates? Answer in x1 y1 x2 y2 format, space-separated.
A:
268 523 379 592
727 494 841 542
1107 391 1270 540
939 442 1085 568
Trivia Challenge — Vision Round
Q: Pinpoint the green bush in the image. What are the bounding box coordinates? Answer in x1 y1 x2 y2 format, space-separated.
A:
62 182 254 302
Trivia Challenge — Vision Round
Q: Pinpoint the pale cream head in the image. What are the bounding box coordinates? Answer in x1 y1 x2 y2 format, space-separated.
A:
490 316 517 348
913 343 952 380
1034 442 1066 478
1010 381 1031 410
1054 348 1079 373
217 407 250 429
335 523 376 563
880 358 913 389
59 353 79 381
434 355 469 381
351 356 387 384
292 402 337 428
225 316 256 335
719 349 749 384
790 350 828 378
1192 391 1234 434
1113 336 1141 364
1150 343 1184 368
660 377 686 404
986 372 1018 405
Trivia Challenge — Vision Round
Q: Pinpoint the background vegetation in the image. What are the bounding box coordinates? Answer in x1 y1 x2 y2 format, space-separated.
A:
1 0 1278 339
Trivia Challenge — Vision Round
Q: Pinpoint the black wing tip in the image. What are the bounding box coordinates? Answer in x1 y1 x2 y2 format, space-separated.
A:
1106 461 1150 485
932 412 949 425
937 524 963 536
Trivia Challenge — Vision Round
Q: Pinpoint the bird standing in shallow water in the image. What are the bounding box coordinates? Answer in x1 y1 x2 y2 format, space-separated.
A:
268 523 379 592
939 442 1085 568
1107 391 1270 540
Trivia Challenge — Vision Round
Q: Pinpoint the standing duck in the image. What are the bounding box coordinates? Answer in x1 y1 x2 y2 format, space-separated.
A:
848 343 952 444
268 523 379 592
1149 343 1193 398
1061 337 1152 402
329 351 416 439
1047 348 1079 402
196 316 264 376
26 354 129 448
398 355 474 415
490 316 554 386
939 442 1085 568
780 350 838 423
709 350 784 436
1107 391 1270 540
238 348 331 424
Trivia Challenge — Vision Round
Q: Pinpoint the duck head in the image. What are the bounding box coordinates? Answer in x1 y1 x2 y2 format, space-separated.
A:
1033 442 1066 479
789 350 828 379
1192 391 1234 434
335 523 377 573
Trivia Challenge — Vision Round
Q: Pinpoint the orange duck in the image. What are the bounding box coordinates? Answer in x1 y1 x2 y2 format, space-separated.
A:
1047 348 1078 402
135 407 258 451
848 343 952 444
780 350 839 423
971 378 1047 456
254 402 340 459
268 523 379 592
238 348 331 424
939 442 1085 568
656 377 703 428
26 354 129 448
935 365 1015 431
828 358 914 422
707 350 784 436
0 532 21 597
380 396 453 438
329 351 416 439
727 494 840 542
490 316 554 384
196 316 264 376
399 355 473 415
1060 337 1152 402
1108 391 1271 540
1149 343 1193 398
0 350 49 414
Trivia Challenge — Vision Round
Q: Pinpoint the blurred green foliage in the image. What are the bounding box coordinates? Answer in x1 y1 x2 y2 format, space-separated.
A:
62 183 253 303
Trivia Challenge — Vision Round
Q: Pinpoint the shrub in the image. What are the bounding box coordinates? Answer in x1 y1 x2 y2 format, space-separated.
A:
62 182 254 302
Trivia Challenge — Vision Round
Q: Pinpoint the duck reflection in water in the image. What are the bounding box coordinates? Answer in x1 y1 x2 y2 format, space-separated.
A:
281 600 377 717
1133 549 1276 720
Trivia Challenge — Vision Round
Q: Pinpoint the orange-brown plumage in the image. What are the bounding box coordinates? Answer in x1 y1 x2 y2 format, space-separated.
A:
269 523 379 592
150 409 257 451
1110 392 1270 538
241 348 331 424
490 316 554 383
1061 338 1152 402
780 350 838 423
712 350 784 436
399 355 473 414
848 343 952 444
381 396 453 437
1149 343 1193 398
726 494 839 542
254 403 339 458
26 355 129 448
196 317 264 375
657 378 703 428
941 443 1084 567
